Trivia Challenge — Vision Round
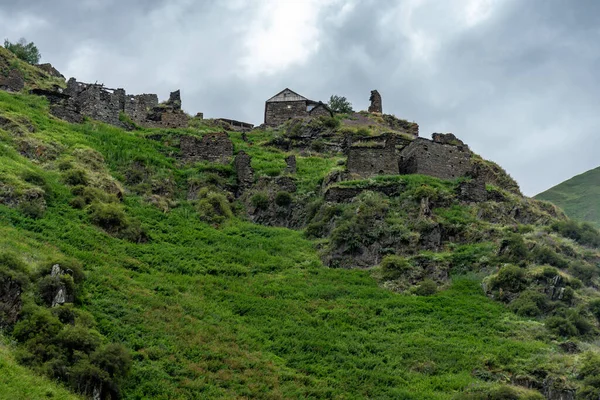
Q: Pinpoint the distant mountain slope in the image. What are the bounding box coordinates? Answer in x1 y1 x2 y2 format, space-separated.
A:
535 166 600 227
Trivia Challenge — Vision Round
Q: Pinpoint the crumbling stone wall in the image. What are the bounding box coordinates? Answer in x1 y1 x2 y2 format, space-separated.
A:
124 93 159 124
265 101 308 126
235 151 254 193
41 79 188 129
368 90 382 113
180 132 233 164
399 137 472 180
309 104 332 119
346 134 403 177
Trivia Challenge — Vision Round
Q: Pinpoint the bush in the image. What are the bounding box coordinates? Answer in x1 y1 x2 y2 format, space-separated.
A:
380 255 411 280
18 200 45 219
569 261 597 284
250 192 270 210
3 38 41 64
275 191 292 207
415 279 437 296
0 252 29 287
510 290 548 317
491 265 528 292
589 299 600 321
578 352 600 400
320 116 341 129
499 234 528 264
196 189 233 224
88 202 128 230
552 220 600 248
63 169 88 186
532 246 568 269
545 316 577 338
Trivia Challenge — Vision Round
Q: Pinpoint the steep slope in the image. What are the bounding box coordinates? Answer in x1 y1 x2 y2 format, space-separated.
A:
0 336 82 400
535 166 600 227
1 48 600 399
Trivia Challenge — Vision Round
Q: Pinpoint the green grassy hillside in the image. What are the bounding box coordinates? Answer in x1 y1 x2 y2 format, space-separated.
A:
1 46 600 399
0 336 81 400
535 167 600 227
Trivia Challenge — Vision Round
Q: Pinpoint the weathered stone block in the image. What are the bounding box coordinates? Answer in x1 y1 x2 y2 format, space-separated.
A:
0 69 24 92
368 90 382 113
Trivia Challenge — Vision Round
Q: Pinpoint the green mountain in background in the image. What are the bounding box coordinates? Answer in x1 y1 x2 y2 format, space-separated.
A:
535 167 600 227
1 44 600 400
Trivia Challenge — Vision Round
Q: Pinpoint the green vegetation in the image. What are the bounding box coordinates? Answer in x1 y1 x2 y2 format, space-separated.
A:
327 94 353 113
536 166 600 227
0 337 82 400
3 38 41 65
0 65 599 399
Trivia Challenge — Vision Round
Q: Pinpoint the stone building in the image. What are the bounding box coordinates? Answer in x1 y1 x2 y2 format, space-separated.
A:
264 88 332 126
346 134 401 177
42 78 189 129
398 134 472 180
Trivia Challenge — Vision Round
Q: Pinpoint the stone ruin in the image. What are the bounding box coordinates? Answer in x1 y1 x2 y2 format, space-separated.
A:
345 132 474 181
35 78 190 129
180 132 233 164
368 90 382 113
234 151 254 193
398 134 472 180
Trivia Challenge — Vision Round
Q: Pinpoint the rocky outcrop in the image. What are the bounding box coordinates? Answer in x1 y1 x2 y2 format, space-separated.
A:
285 155 297 174
0 276 23 328
36 63 64 78
0 68 24 92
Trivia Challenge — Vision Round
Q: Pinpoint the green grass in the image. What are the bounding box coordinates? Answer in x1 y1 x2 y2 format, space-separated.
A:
0 90 583 399
535 166 600 227
0 337 82 400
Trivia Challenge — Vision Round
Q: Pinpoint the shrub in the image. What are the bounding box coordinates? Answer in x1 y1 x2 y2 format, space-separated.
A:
569 261 597 284
589 299 600 321
88 202 128 230
0 252 29 288
63 169 88 186
532 246 568 269
3 38 41 64
552 220 600 248
380 255 411 280
415 279 437 296
321 116 341 129
18 200 45 219
510 290 548 317
491 265 528 292
578 352 600 400
499 234 528 264
70 196 87 209
250 192 270 210
275 191 292 207
196 189 233 224
545 316 577 338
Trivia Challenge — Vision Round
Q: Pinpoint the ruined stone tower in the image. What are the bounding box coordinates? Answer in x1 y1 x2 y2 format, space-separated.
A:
368 90 382 113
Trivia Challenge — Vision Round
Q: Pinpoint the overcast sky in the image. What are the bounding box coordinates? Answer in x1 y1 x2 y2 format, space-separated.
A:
1 0 599 196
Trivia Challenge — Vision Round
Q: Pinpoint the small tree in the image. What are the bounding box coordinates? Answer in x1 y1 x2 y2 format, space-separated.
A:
328 95 353 114
3 38 41 64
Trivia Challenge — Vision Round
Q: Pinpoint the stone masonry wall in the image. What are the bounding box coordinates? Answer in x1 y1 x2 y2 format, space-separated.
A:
309 104 332 118
368 90 382 113
346 135 400 177
398 137 472 180
124 94 159 124
180 132 233 164
265 100 308 126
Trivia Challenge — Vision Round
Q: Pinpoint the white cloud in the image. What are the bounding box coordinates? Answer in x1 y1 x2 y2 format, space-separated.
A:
238 0 334 77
